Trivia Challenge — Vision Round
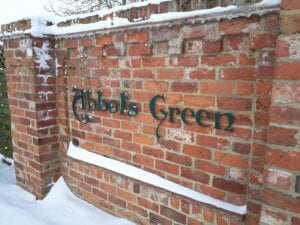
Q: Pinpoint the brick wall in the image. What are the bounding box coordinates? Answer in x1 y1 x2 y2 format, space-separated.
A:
4 37 61 198
1 0 299 225
259 0 300 224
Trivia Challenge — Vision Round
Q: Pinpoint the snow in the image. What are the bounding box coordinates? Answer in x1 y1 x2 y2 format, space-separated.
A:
257 0 281 7
0 154 135 225
67 142 247 215
33 41 52 70
0 0 281 37
0 0 54 25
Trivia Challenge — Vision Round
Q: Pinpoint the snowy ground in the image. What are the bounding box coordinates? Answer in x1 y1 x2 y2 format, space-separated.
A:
0 155 134 225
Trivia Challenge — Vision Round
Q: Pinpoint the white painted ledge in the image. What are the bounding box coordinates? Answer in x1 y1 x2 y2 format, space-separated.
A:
67 142 247 215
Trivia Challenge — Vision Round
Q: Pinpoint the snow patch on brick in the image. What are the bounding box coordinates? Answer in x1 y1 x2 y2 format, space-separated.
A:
38 90 53 101
34 41 52 71
229 168 243 180
168 130 193 143
266 168 290 185
260 208 287 225
241 23 259 33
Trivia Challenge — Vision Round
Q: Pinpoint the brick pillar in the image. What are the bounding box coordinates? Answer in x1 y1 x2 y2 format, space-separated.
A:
4 36 61 199
260 1 300 224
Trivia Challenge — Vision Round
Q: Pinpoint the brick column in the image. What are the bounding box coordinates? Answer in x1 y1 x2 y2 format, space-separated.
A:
4 36 61 199
260 0 300 224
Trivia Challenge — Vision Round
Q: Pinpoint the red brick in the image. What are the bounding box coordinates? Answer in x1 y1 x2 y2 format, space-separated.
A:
232 142 251 154
133 134 155 145
216 214 229 225
260 208 287 225
203 208 214 222
215 152 248 168
262 188 300 214
181 168 210 184
127 31 149 43
80 37 94 47
217 97 252 111
237 82 254 96
131 68 153 78
160 206 186 224
145 80 169 92
275 40 289 58
267 126 297 146
220 17 260 35
274 62 300 80
292 217 300 225
184 95 214 107
196 135 229 150
264 168 292 190
282 0 300 9
157 68 184 79
170 55 198 67
195 160 225 176
280 12 300 34
221 67 257 80
200 81 235 95
142 57 166 67
166 152 192 166
64 39 78 48
226 36 247 50
188 68 215 79
109 195 126 209
250 33 277 49
143 146 164 158
183 144 211 159
155 160 179 175
128 203 147 217
128 44 152 56
101 58 119 68
213 177 246 195
172 82 198 93
133 154 154 168
149 212 172 225
138 197 159 212
239 54 256 65
203 39 222 53
266 148 300 171
269 106 300 125
96 35 113 46
183 24 217 39
202 54 235 66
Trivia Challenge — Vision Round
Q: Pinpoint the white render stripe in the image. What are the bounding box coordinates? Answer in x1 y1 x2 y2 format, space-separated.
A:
67 142 247 215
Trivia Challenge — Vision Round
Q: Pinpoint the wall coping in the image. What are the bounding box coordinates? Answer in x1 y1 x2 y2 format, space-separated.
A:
0 1 280 40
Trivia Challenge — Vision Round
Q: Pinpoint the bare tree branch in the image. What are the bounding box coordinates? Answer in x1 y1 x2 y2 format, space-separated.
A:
44 0 143 16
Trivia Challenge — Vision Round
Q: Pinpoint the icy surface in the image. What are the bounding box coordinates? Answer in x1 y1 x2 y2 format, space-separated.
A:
0 153 134 225
68 142 247 215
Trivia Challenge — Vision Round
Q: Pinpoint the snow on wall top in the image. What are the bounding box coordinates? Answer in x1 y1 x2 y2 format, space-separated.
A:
0 0 281 38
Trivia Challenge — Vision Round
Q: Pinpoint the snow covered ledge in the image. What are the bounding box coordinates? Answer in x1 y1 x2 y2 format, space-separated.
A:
0 0 281 38
67 142 247 215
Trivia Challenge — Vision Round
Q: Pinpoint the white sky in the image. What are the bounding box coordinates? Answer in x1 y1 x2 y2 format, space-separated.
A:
0 0 52 24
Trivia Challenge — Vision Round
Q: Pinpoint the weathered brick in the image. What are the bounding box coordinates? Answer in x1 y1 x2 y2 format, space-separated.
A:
213 177 246 195
266 148 300 171
160 206 187 224
267 126 297 146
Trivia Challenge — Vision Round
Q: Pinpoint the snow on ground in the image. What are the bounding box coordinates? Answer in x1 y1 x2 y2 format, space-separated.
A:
0 155 134 225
